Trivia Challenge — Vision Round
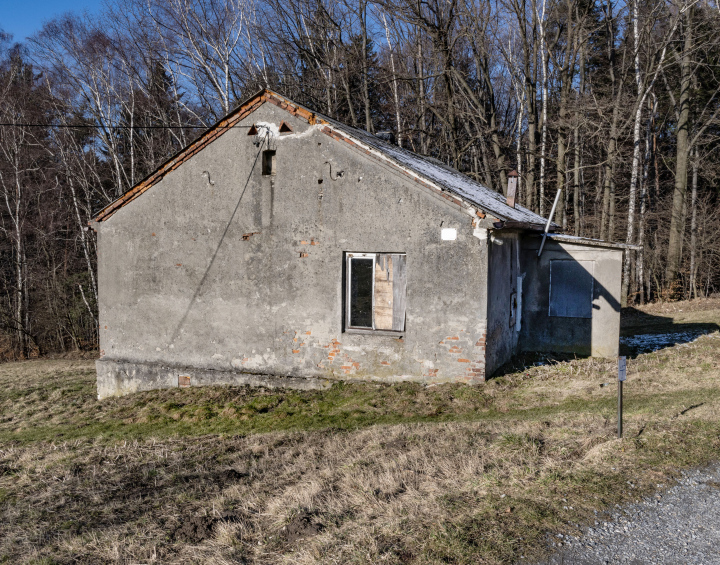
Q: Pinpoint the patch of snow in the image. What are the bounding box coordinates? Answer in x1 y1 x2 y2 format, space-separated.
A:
620 330 717 354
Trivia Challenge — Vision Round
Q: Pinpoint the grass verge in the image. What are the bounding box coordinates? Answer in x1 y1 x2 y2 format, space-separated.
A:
0 300 719 564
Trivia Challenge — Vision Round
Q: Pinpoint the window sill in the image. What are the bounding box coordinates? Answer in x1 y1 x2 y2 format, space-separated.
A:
344 328 405 337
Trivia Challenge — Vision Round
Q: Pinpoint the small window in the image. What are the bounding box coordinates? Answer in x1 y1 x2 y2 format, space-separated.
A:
346 253 406 332
549 260 594 318
262 150 276 175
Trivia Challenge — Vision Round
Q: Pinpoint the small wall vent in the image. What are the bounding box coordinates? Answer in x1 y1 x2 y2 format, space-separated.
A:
262 150 276 175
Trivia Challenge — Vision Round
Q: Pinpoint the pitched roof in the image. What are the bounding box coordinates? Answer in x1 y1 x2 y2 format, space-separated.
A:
93 89 549 227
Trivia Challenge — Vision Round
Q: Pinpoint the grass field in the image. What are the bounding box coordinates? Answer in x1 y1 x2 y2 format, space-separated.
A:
1 299 719 564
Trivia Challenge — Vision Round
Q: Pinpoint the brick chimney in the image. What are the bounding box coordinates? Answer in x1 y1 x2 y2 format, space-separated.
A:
506 170 518 208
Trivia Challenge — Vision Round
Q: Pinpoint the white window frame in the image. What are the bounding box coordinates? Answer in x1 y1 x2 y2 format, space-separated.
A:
346 253 377 331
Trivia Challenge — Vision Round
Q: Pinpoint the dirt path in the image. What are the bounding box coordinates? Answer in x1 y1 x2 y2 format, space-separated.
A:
538 462 720 564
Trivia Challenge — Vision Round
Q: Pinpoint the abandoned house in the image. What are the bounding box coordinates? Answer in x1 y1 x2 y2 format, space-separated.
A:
92 89 636 399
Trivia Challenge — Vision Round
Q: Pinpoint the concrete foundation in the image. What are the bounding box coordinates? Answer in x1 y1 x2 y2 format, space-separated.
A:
96 358 331 399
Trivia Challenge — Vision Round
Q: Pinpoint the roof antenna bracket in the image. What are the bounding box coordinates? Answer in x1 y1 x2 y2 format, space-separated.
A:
537 188 562 257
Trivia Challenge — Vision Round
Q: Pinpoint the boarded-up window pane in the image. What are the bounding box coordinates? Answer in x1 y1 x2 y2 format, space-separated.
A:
374 255 394 330
372 254 407 331
350 258 373 327
391 255 406 331
549 260 594 318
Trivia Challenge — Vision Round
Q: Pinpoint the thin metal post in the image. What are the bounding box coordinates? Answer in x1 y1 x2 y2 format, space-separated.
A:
617 356 626 438
618 380 623 438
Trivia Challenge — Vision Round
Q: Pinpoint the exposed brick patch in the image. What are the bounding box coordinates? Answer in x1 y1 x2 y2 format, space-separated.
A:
299 252 308 258
466 326 487 382
457 358 470 363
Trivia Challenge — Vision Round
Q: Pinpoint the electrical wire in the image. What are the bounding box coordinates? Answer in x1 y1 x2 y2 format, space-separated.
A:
0 123 251 129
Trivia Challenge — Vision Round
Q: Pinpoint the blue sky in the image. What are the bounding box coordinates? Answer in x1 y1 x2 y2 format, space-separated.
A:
2 0 102 42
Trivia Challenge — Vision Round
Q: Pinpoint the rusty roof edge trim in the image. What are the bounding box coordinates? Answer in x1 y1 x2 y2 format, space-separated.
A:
92 88 274 223
541 233 643 250
316 124 489 218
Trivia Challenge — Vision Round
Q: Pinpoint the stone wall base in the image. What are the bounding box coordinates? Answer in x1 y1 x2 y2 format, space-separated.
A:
96 358 332 400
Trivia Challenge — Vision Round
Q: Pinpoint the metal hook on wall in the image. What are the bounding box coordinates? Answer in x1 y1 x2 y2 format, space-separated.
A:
324 161 345 181
201 171 215 186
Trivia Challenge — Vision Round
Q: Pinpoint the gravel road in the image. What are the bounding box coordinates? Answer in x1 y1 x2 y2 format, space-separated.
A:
534 463 720 564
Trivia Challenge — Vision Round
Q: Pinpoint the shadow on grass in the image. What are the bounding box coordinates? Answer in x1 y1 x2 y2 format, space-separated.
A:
492 309 720 379
489 351 586 380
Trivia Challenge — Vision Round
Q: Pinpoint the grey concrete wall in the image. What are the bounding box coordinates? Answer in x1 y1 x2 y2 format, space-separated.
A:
518 237 623 357
485 231 521 376
96 102 490 398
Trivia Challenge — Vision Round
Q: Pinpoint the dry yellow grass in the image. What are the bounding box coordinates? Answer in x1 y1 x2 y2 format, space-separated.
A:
0 299 719 564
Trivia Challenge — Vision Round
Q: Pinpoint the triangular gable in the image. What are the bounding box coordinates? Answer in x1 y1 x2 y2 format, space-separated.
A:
92 89 548 227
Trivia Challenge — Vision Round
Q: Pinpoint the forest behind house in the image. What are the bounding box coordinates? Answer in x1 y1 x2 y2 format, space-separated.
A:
0 0 718 359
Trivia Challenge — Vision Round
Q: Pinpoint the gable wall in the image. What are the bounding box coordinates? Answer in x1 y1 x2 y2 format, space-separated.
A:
96 102 489 397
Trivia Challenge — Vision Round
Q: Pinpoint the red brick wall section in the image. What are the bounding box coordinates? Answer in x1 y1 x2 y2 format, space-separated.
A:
436 327 486 383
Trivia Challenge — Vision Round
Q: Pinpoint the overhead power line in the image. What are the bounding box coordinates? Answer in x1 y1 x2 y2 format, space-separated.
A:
0 123 252 130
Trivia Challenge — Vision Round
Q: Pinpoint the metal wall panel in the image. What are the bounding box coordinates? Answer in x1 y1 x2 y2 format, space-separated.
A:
549 260 594 318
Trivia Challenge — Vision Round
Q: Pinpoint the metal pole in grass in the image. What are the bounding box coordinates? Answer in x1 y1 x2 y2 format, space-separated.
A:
618 356 627 438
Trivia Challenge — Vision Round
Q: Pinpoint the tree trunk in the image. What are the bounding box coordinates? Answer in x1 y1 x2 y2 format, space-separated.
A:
416 33 426 153
665 4 694 290
621 0 646 306
637 95 655 305
689 146 698 299
573 126 580 235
